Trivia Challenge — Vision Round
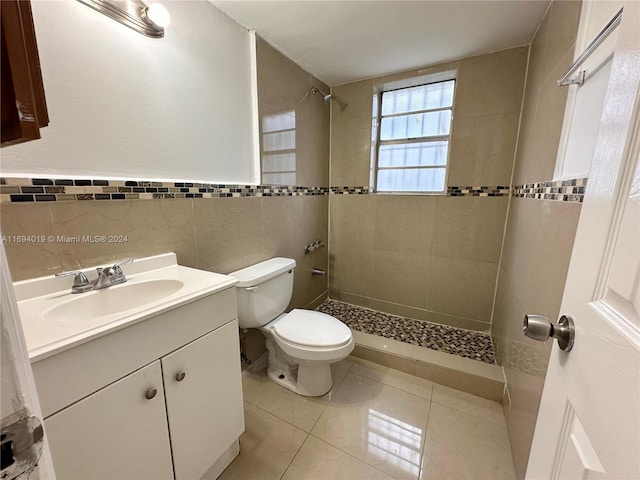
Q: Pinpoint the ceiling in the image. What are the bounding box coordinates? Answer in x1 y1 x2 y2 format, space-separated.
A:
212 1 550 86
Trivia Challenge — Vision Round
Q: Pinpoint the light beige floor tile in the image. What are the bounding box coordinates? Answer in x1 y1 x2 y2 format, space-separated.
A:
241 369 333 432
330 362 351 393
420 403 515 480
350 358 434 400
311 373 431 480
431 384 506 426
219 402 307 480
282 435 393 480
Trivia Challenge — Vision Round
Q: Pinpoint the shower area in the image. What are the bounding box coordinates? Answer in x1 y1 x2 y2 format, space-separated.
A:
306 46 530 379
254 31 526 382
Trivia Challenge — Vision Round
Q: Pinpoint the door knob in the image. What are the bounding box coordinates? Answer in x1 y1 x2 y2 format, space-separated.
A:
523 314 575 351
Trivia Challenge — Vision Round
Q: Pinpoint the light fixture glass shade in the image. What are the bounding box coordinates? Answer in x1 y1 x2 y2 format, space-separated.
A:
144 3 170 28
77 0 167 38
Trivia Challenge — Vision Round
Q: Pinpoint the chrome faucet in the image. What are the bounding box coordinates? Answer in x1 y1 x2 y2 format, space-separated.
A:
54 271 93 294
56 259 134 294
92 259 133 290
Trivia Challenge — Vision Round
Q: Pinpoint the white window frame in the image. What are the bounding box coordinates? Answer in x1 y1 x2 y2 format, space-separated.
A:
371 71 456 194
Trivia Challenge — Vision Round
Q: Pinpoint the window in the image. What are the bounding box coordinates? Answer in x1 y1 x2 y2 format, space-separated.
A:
371 78 455 193
261 110 296 185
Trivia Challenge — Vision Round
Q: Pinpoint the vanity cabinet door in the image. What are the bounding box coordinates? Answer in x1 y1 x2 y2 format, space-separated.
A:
161 319 245 480
44 360 174 480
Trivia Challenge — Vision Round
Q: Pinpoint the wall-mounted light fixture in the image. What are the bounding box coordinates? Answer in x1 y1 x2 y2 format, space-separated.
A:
77 0 170 38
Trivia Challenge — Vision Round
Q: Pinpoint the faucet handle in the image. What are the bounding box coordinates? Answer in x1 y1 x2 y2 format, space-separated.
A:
55 271 92 293
110 258 133 275
55 270 89 285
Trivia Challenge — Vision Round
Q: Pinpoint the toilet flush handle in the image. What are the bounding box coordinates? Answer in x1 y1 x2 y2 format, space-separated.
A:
245 286 259 292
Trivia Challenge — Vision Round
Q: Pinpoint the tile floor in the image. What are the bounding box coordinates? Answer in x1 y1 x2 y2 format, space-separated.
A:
220 357 515 480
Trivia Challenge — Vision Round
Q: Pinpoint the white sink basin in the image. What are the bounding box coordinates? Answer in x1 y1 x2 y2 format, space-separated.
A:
43 279 185 322
15 253 238 361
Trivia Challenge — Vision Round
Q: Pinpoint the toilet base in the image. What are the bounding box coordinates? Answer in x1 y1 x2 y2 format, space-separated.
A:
264 336 333 397
267 364 332 397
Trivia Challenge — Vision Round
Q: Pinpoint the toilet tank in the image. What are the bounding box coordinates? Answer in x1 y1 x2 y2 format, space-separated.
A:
229 258 296 328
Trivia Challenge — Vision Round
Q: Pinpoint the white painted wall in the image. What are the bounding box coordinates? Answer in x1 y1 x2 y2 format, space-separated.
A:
1 0 256 184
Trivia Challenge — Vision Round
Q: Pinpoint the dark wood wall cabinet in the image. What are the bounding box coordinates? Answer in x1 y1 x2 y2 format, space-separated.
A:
1 0 49 147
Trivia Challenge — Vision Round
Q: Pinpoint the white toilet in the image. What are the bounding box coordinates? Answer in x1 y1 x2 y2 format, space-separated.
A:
230 257 354 396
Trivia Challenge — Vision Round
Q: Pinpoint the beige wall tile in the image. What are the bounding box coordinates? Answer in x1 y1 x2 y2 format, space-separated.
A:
194 197 264 274
1 203 62 280
374 195 437 254
491 268 526 366
261 195 304 258
370 249 431 310
50 199 197 271
490 3 583 473
422 310 490 332
257 38 330 187
328 244 374 297
329 82 377 187
454 47 528 118
448 112 520 186
351 345 417 376
512 2 581 186
498 197 540 291
526 200 581 313
428 257 498 322
329 194 376 251
414 362 504 402
434 196 508 263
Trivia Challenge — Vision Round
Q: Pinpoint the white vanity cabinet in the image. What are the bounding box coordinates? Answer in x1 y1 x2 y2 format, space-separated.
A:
44 361 175 479
162 320 244 480
31 282 245 480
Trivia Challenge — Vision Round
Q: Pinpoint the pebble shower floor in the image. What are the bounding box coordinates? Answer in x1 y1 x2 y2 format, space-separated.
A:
316 298 496 364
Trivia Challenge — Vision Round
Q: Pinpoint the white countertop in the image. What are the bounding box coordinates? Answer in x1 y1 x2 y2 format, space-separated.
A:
15 253 237 362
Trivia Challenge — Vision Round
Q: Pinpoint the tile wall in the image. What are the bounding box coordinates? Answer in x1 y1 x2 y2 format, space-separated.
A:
490 2 583 478
329 47 528 331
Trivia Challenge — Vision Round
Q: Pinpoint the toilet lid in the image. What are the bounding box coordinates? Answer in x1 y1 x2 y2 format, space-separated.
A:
273 309 352 348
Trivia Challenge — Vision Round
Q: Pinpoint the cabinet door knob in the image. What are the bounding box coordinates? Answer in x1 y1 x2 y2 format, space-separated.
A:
144 388 157 400
175 371 186 382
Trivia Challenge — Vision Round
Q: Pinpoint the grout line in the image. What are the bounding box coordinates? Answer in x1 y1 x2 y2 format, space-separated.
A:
278 431 311 480
309 433 400 480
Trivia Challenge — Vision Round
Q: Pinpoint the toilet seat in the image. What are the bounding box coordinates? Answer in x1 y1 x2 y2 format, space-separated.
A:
273 309 352 348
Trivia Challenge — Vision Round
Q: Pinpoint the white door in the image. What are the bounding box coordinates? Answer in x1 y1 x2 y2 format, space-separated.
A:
0 244 55 479
526 1 640 479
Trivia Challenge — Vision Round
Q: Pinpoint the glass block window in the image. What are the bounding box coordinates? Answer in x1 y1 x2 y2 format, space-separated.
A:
261 110 296 185
372 79 455 193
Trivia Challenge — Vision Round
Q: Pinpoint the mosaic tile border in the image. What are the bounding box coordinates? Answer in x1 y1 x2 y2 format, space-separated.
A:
0 177 329 203
448 185 510 196
329 185 511 196
0 177 587 203
512 178 587 203
316 298 496 365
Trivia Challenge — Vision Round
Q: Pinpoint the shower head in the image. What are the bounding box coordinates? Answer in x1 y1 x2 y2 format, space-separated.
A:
311 87 332 104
